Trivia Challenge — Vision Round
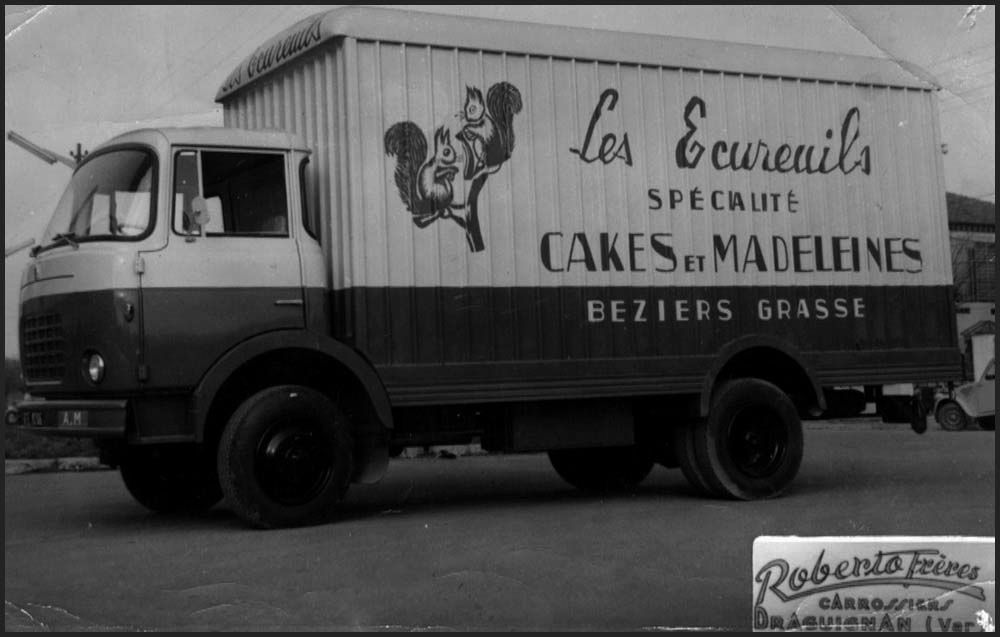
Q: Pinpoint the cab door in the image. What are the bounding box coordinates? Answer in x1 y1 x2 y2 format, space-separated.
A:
138 148 304 390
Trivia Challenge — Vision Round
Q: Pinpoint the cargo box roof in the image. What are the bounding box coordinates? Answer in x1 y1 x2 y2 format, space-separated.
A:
216 6 936 102
95 127 310 153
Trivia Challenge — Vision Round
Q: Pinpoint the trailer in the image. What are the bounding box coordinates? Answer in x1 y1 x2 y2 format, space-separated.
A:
12 7 961 527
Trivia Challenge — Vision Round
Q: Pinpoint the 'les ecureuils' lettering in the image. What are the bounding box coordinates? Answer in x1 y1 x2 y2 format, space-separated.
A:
569 89 633 166
574 91 872 177
221 18 323 93
676 96 871 175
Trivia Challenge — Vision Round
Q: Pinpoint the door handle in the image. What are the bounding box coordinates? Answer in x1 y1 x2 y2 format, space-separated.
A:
274 299 303 307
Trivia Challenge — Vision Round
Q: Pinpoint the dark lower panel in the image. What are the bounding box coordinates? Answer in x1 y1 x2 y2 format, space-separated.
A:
141 286 304 390
376 348 960 406
333 285 960 405
21 289 142 393
23 286 306 396
338 285 957 364
23 284 961 413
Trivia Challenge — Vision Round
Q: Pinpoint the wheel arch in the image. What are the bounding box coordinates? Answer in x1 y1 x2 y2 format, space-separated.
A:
700 335 826 418
934 397 971 420
190 330 393 483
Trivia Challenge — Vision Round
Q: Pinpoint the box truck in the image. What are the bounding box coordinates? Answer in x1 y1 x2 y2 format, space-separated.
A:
10 7 961 527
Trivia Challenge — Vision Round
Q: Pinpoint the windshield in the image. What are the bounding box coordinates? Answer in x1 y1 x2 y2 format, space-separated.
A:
40 149 156 250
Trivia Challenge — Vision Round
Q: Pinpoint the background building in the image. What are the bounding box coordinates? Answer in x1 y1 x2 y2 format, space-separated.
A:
948 192 995 380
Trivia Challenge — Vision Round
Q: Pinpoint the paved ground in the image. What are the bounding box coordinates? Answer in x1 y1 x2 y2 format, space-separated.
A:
4 423 995 631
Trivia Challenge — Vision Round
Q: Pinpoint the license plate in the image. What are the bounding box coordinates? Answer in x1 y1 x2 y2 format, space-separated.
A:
21 411 44 427
57 410 88 428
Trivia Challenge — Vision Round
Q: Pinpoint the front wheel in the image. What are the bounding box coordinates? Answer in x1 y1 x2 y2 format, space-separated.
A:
548 446 654 492
693 379 804 500
119 444 222 514
217 385 353 528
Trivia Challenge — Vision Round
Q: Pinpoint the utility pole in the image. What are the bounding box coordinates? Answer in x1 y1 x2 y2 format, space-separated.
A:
69 142 89 165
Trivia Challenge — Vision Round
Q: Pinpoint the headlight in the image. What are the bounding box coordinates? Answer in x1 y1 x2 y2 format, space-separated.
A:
86 353 105 383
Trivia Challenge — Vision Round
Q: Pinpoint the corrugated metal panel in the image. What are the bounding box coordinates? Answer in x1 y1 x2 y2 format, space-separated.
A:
323 41 948 290
224 40 950 289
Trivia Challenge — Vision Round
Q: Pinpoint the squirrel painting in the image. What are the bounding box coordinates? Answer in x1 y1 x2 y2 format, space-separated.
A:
384 123 464 228
457 82 522 180
456 86 494 173
384 81 522 252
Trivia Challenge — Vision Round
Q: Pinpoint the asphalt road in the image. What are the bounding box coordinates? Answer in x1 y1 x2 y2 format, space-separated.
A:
4 423 995 631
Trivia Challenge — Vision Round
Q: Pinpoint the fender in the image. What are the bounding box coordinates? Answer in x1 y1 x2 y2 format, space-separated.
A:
934 396 974 421
699 334 826 417
190 329 393 441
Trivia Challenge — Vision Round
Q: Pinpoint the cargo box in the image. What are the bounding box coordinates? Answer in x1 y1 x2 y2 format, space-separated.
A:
217 7 958 405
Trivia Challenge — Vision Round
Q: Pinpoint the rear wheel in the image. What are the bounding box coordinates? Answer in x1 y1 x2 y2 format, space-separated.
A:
548 446 654 492
672 421 719 496
693 379 803 500
217 385 353 528
119 444 222 514
936 402 967 431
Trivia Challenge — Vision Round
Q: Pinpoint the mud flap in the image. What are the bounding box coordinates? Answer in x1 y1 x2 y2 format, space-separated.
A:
352 426 390 484
910 394 927 434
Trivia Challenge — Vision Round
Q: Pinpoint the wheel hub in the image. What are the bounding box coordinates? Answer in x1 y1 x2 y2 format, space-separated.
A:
256 423 334 506
728 406 787 478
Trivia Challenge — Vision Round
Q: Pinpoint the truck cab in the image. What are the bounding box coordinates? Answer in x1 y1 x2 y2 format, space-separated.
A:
12 128 390 521
17 127 317 430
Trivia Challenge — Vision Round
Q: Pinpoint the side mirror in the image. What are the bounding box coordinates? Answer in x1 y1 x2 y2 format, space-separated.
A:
190 196 211 229
185 196 223 240
205 197 222 222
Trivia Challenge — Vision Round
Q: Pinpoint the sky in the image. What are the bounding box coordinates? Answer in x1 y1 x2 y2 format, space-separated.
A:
3 5 995 358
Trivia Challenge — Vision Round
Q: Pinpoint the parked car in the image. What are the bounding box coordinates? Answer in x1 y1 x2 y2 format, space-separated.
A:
935 359 995 431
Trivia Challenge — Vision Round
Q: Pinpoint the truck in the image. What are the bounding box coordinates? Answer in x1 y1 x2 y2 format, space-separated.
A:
10 7 961 528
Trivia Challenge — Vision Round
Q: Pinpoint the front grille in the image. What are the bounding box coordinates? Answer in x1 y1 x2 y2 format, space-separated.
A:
21 313 66 382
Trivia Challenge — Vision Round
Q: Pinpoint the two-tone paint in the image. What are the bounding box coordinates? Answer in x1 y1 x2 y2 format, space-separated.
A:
18 128 389 443
16 7 962 450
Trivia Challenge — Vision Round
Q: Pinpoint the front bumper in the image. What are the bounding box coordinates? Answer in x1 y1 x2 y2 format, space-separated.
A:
6 399 127 438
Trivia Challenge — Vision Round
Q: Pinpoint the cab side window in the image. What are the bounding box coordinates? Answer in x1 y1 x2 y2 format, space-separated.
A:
173 150 289 237
300 157 319 241
174 151 200 234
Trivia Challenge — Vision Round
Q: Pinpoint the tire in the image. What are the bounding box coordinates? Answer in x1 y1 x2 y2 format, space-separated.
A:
217 385 353 528
936 402 967 431
119 444 222 514
671 421 719 496
548 446 654 492
693 379 804 500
